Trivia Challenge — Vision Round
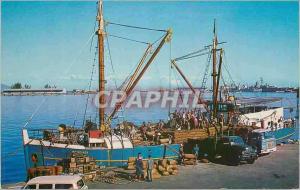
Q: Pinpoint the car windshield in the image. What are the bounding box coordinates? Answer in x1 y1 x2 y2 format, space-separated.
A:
230 137 244 145
24 184 36 189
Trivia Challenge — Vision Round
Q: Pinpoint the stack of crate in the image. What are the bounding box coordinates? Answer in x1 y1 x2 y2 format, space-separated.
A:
68 152 98 181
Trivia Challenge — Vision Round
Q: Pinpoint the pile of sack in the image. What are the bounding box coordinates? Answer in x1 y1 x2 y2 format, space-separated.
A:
155 159 178 178
127 157 136 170
183 154 197 165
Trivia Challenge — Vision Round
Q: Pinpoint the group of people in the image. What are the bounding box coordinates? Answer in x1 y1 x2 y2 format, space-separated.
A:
170 109 240 131
135 153 154 182
170 109 211 130
134 144 201 182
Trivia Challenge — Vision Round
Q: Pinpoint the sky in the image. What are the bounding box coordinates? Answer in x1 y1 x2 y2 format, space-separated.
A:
1 1 299 90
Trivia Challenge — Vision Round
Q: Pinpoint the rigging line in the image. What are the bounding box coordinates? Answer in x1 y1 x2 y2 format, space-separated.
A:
222 59 236 87
152 33 166 46
23 98 47 129
174 47 210 61
222 51 240 99
108 34 150 45
175 52 210 62
106 21 167 32
193 51 211 87
168 40 172 114
82 41 98 127
171 67 184 102
89 19 98 52
63 31 96 76
105 26 118 89
223 51 237 87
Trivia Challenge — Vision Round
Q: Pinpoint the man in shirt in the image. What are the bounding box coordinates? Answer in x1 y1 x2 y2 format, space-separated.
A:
136 153 143 181
147 155 154 182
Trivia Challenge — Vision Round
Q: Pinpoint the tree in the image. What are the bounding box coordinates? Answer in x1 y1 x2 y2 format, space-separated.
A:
24 84 31 89
11 82 22 89
44 84 51 89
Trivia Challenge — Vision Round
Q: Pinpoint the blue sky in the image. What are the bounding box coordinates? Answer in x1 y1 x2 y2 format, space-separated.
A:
1 1 299 90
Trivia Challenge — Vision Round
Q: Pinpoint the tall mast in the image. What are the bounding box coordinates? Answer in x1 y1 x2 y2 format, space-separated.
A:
212 19 218 118
97 0 105 128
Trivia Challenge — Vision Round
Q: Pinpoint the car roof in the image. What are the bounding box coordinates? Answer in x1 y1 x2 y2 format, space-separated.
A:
27 175 82 184
252 129 271 133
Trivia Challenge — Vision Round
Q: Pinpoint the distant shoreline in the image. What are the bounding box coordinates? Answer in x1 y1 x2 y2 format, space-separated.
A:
1 90 298 96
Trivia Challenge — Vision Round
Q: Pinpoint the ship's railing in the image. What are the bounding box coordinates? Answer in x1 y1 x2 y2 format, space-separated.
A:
27 128 85 141
27 128 60 140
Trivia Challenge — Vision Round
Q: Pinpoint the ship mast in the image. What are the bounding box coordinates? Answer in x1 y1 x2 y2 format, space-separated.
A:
212 19 218 118
97 0 105 129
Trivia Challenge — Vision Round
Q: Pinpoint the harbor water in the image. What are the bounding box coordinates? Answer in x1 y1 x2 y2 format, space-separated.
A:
1 92 299 184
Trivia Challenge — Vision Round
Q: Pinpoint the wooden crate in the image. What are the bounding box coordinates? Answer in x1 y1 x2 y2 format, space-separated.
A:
77 165 84 173
83 165 90 173
70 162 77 168
70 157 76 163
69 167 78 174
77 157 85 164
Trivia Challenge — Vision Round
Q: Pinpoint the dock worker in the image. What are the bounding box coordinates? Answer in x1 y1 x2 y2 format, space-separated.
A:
147 155 154 182
193 144 199 160
179 144 184 165
136 153 143 181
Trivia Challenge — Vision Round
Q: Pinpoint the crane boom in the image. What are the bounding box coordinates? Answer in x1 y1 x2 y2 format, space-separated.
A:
171 60 196 94
108 30 172 120
171 60 207 104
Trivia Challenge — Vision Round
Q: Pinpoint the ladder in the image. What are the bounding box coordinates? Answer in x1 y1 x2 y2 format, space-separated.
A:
200 52 212 93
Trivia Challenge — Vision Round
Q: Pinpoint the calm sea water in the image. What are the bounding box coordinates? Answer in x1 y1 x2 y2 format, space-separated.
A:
1 92 299 184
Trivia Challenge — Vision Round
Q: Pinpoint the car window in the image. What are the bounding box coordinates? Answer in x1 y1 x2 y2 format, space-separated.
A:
55 184 73 189
77 179 85 189
39 184 53 189
24 184 36 189
264 132 274 139
230 137 244 145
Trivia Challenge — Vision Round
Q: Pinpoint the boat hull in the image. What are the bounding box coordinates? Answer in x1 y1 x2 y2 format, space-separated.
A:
23 143 180 169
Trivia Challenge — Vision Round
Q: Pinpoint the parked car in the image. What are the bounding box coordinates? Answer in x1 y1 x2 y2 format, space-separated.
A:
23 175 88 189
247 129 276 155
216 136 258 165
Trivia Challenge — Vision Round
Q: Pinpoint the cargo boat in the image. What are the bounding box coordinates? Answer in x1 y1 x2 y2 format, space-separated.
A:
22 0 180 170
